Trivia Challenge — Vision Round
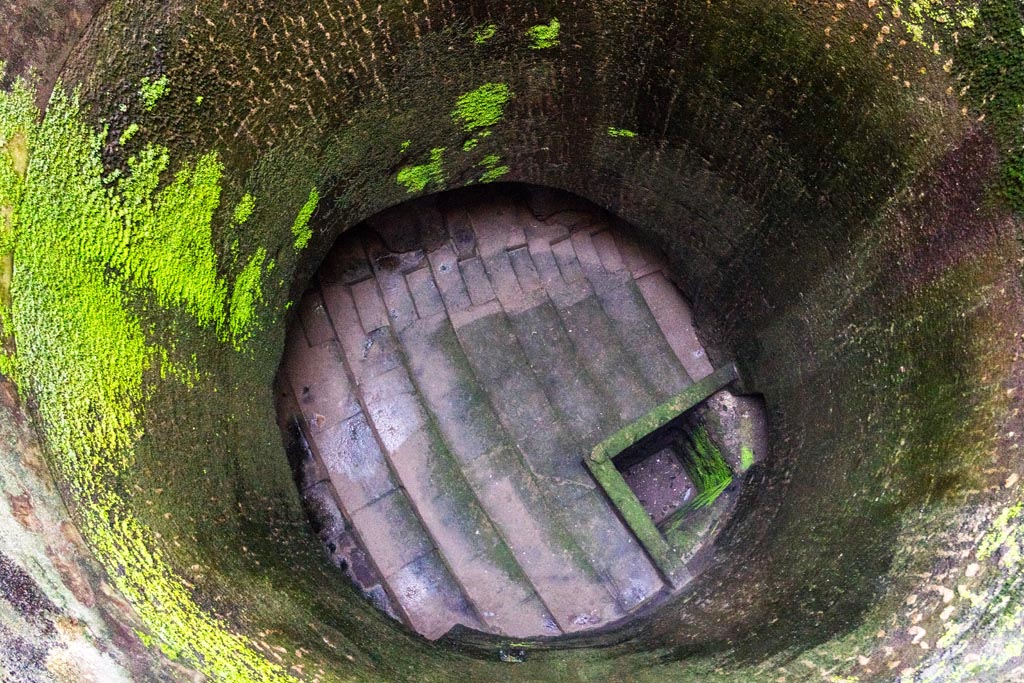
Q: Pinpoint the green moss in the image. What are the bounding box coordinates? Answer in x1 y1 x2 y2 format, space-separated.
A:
452 83 513 132
396 146 446 193
228 247 268 349
947 1 1024 211
473 23 497 45
139 74 170 112
462 138 479 152
0 64 34 343
119 122 139 145
1 78 294 682
480 165 510 183
478 154 509 183
526 18 560 49
894 1 980 45
607 127 637 138
740 445 755 471
978 502 1023 561
119 147 228 329
290 187 318 249
232 192 256 224
678 426 733 510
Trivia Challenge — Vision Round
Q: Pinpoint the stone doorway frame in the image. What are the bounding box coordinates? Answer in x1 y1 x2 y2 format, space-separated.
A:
584 363 741 586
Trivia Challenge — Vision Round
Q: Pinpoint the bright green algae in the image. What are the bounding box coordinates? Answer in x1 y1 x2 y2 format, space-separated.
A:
139 74 170 112
396 83 513 192
290 187 319 249
526 19 560 49
0 72 305 682
397 146 446 192
607 127 637 138
452 83 513 132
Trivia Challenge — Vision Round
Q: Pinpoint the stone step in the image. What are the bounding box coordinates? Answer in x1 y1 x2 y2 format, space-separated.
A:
469 217 670 611
290 373 478 639
348 490 481 640
504 299 614 445
451 300 593 488
521 236 658 427
397 313 562 637
463 445 622 632
469 239 667 611
478 237 670 611
564 232 692 400
317 280 489 638
445 302 625 631
361 236 420 333
635 271 714 380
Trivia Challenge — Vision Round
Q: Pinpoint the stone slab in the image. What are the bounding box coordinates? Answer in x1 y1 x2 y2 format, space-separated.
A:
507 302 612 446
443 204 477 259
399 315 507 465
315 412 397 514
635 272 714 380
465 447 622 633
298 288 337 346
467 201 526 257
281 338 360 434
508 246 541 292
459 257 496 306
406 267 445 319
428 244 472 313
388 429 551 636
558 295 657 426
387 550 480 640
592 231 625 273
349 489 433 578
351 278 390 333
550 237 585 284
364 239 420 332
595 277 691 400
320 233 372 285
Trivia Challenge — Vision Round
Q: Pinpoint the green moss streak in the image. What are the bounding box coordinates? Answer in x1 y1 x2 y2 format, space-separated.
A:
740 445 755 471
526 18 560 49
894 0 980 45
118 147 228 329
139 74 170 112
452 83 513 132
119 122 139 146
232 192 256 225
396 146 446 193
289 187 318 249
2 77 295 682
607 127 637 138
478 154 509 183
229 248 268 349
0 66 34 353
480 165 510 183
473 23 497 45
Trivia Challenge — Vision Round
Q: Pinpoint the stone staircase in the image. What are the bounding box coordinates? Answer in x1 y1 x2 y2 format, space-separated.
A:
278 188 715 640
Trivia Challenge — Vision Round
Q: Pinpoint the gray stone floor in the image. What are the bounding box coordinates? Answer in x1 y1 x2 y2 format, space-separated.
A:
277 188 716 640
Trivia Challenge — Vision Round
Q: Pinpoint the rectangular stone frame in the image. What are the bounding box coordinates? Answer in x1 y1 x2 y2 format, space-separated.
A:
584 363 740 587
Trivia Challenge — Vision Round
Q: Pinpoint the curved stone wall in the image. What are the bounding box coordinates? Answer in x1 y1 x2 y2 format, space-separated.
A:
1 1 1022 682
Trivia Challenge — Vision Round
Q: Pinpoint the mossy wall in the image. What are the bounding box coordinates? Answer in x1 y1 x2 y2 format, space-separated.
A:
1 1 1023 682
